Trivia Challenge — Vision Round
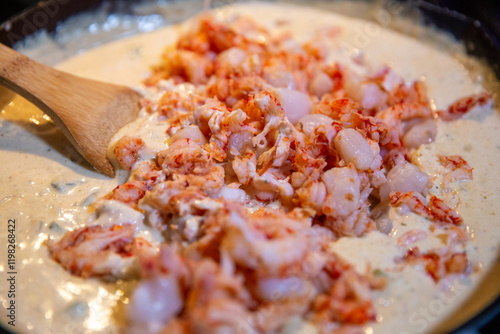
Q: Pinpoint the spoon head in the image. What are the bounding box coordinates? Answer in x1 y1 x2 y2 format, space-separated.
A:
65 85 143 177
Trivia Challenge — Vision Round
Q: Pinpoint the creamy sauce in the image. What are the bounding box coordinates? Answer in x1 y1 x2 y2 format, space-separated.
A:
1 2 500 334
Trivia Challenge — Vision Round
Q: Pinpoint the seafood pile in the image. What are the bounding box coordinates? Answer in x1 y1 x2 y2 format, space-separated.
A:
47 13 491 333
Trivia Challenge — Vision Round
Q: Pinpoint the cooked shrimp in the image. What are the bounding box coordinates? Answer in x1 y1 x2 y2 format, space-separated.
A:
296 180 327 213
207 75 268 107
322 166 361 219
129 161 164 190
114 136 146 170
428 195 463 226
105 181 147 207
402 247 470 282
402 119 437 149
344 112 402 151
178 14 269 54
252 169 294 203
388 80 429 107
390 191 434 220
437 92 493 121
334 128 374 171
439 154 473 190
377 102 433 135
396 229 428 246
312 267 376 325
128 275 184 328
379 162 429 201
390 192 463 226
48 224 148 278
159 139 210 174
313 96 364 121
157 89 205 119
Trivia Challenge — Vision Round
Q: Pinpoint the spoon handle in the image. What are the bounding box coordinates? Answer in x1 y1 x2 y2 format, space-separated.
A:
0 44 66 124
0 43 77 145
0 43 101 172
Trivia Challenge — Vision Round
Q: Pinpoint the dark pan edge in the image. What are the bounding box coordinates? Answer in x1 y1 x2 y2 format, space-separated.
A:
0 0 105 47
0 0 499 333
411 0 500 80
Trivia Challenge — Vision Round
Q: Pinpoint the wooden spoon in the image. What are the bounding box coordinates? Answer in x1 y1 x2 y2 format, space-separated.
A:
0 43 142 177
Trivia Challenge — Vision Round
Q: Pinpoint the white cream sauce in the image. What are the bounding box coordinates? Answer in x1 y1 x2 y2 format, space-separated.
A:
1 2 500 334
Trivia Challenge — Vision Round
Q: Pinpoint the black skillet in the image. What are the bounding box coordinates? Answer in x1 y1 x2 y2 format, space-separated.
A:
0 0 499 333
